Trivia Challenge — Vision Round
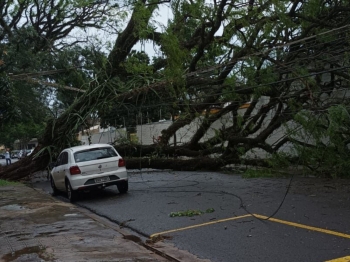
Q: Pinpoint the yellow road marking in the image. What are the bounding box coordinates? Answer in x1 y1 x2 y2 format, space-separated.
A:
150 214 252 238
325 256 350 262
254 214 350 239
151 213 350 240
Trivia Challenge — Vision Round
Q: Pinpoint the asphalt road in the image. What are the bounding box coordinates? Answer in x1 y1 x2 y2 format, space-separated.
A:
31 170 350 262
0 158 18 166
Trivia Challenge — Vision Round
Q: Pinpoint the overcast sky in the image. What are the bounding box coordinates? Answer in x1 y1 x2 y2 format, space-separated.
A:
134 3 174 58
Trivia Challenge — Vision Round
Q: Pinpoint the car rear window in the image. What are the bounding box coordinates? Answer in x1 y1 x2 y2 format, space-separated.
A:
74 147 118 163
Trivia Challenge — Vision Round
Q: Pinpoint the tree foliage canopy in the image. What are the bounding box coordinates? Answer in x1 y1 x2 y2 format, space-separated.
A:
0 0 118 147
1 0 350 179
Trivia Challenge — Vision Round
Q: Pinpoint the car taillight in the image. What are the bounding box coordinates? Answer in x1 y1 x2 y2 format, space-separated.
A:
69 166 81 175
118 158 125 167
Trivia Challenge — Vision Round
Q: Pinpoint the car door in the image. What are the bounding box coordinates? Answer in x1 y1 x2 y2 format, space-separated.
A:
59 152 69 189
52 152 66 190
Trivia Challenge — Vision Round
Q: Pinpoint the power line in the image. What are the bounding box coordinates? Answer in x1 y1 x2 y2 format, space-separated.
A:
8 67 81 79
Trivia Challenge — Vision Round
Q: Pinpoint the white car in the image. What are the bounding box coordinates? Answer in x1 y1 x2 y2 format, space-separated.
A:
50 143 128 202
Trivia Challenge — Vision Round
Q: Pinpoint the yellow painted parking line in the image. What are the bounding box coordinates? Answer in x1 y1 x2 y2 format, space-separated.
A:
151 213 350 240
150 214 252 238
325 256 350 262
254 214 350 239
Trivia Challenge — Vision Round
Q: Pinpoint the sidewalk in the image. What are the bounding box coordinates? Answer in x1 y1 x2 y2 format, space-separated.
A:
0 183 210 262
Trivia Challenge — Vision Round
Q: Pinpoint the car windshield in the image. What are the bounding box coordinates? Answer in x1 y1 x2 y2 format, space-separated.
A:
74 147 118 163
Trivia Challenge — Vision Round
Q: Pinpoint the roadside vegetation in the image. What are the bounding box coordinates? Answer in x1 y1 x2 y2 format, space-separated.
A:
1 0 350 180
242 169 291 179
0 179 19 186
170 208 215 217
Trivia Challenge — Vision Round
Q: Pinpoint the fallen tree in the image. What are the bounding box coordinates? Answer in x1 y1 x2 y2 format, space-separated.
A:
2 0 350 180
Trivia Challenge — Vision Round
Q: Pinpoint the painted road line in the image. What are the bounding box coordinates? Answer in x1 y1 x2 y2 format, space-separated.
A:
150 214 252 238
325 256 350 262
254 214 350 239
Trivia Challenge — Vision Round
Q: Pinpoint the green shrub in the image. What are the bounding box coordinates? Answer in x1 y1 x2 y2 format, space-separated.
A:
242 168 288 178
0 179 19 186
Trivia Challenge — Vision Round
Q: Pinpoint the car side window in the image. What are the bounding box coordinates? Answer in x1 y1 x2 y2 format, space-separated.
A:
61 152 68 165
56 153 63 166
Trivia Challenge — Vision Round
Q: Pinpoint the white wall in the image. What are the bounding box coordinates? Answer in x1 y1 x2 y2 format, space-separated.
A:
134 97 305 159
136 113 234 146
87 87 349 160
80 128 127 145
137 121 173 145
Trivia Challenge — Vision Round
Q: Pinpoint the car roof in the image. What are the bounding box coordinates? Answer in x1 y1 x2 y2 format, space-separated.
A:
65 143 114 153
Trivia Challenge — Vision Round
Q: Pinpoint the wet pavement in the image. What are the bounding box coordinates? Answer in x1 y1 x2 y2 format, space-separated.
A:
29 170 350 262
0 182 210 262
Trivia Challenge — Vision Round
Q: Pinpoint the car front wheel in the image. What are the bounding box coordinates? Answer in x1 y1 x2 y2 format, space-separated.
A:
117 180 128 194
66 181 77 202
